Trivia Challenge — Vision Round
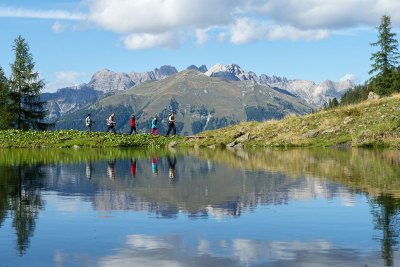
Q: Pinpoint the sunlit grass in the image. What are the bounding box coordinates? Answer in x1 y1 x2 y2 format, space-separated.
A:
192 94 400 148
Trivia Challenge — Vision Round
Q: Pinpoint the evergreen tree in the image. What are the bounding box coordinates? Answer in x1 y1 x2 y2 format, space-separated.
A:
331 97 339 108
340 85 369 105
9 35 50 130
0 66 12 129
369 15 400 95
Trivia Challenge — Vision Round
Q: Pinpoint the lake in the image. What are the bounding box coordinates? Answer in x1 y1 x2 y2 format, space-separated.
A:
1 148 400 267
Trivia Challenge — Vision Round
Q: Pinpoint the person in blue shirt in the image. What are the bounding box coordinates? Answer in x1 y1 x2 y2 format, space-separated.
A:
150 114 158 135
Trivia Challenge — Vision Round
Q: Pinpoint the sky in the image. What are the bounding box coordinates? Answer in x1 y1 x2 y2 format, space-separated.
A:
1 0 400 92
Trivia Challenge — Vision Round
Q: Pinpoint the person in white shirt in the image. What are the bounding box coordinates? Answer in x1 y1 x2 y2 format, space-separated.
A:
106 112 116 134
166 112 176 136
85 113 93 132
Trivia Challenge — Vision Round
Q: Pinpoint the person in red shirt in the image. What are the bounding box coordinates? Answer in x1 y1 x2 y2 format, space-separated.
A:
129 114 137 134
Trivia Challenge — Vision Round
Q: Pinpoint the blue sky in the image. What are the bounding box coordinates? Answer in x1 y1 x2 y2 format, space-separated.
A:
1 0 400 92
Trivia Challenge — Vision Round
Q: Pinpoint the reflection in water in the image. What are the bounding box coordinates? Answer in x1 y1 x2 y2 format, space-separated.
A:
151 156 158 176
107 160 116 180
130 159 136 177
98 234 386 267
0 164 45 255
86 161 93 179
167 155 176 181
370 194 400 266
1 148 400 266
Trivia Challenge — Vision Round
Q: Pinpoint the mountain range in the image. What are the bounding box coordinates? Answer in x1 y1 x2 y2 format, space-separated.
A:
44 63 354 135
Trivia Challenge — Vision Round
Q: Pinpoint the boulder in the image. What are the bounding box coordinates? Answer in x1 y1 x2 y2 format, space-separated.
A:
368 91 380 100
236 133 251 142
301 129 319 139
168 141 179 148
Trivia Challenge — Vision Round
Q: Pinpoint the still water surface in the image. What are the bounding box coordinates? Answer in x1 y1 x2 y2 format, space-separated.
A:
1 148 400 267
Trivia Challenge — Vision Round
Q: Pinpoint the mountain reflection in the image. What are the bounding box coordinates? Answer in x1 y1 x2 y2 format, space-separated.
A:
1 148 400 265
58 157 349 217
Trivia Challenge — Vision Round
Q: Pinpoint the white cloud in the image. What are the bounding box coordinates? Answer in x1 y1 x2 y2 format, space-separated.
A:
4 0 400 49
52 21 68 33
86 0 239 34
195 29 209 46
230 17 330 44
45 71 91 92
244 0 400 29
0 6 85 20
122 32 183 50
340 73 357 82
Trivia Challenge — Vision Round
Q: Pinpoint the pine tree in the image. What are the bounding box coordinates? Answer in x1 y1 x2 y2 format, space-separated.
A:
340 85 369 105
331 97 339 108
9 35 51 130
0 66 12 129
369 15 400 95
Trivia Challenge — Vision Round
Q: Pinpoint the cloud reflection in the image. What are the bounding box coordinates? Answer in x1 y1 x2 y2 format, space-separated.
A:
97 234 390 267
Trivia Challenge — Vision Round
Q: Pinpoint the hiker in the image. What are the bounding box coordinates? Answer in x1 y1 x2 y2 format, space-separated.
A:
85 113 93 132
106 112 116 134
166 112 176 136
129 114 137 134
150 114 158 135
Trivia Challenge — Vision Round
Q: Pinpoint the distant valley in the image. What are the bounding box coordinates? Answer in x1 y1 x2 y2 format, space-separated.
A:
43 64 354 135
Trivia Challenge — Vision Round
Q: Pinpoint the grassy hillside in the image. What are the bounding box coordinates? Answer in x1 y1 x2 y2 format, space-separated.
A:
189 94 400 148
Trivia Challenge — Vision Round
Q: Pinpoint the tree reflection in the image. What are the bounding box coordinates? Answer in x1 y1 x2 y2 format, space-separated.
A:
0 164 45 255
370 194 400 266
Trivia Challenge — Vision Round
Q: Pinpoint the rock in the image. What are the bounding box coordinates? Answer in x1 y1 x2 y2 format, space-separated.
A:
322 128 338 134
208 144 216 149
301 129 319 139
185 136 206 139
368 91 380 100
234 143 244 149
236 133 250 142
226 141 237 147
89 69 135 92
168 141 179 148
73 145 80 149
233 128 246 138
343 117 353 125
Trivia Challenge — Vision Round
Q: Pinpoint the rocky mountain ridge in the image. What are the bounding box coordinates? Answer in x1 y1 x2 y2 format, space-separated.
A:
44 63 354 124
88 65 178 92
85 63 354 107
204 63 353 107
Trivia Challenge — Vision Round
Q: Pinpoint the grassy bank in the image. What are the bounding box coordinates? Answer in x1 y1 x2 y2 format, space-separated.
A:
190 94 400 149
1 94 399 149
0 130 183 148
